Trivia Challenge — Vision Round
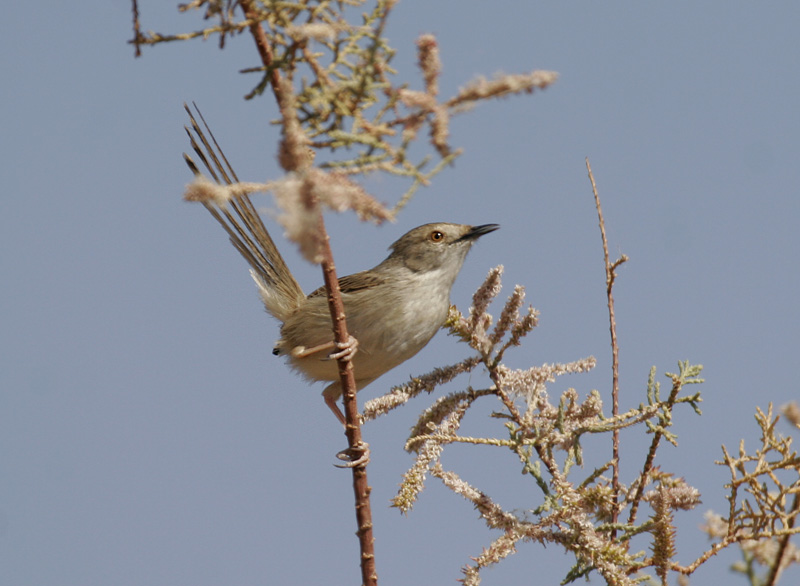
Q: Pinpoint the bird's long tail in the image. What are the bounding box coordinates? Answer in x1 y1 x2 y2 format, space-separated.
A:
182 103 305 321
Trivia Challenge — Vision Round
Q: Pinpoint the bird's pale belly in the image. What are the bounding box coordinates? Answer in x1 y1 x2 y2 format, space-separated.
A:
285 290 448 384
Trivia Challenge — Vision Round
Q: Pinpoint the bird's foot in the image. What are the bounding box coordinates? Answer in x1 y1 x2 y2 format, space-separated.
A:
328 335 358 362
334 441 370 468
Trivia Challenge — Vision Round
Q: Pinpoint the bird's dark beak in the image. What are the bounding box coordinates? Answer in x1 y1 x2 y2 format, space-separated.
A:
458 224 500 242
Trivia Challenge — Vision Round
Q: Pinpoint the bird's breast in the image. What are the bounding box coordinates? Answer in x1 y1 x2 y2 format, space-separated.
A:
278 267 454 384
343 269 451 374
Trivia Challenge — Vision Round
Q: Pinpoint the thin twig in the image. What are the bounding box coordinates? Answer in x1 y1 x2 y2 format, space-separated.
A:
586 158 628 537
317 215 377 585
239 0 284 108
130 0 142 57
237 4 377 584
627 376 683 525
765 491 800 586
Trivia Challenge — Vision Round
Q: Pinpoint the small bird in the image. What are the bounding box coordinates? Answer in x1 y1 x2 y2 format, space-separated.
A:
183 107 497 423
267 222 498 423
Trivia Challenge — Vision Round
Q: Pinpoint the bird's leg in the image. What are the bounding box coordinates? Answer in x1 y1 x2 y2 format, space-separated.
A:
290 340 335 358
323 388 347 426
290 335 358 362
322 384 371 466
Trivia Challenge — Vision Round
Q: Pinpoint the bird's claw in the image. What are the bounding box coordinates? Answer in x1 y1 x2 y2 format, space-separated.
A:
334 441 370 468
328 335 358 362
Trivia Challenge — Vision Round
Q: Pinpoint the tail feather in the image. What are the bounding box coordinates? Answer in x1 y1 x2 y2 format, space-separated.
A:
182 103 305 321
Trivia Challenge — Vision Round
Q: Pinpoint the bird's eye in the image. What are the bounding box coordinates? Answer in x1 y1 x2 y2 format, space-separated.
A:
430 230 444 242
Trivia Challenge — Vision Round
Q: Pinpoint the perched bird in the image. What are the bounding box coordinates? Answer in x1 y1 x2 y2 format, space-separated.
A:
183 107 497 423
268 222 498 423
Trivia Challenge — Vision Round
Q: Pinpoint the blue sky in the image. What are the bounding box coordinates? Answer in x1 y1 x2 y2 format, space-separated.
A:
2 2 799 585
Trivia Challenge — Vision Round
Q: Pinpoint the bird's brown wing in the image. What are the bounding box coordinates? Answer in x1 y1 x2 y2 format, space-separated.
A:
306 270 386 299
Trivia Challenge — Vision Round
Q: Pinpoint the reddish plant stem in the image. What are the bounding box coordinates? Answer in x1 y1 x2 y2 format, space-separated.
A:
317 215 377 586
586 158 626 537
239 0 283 105
239 3 377 584
765 491 800 586
130 0 142 57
